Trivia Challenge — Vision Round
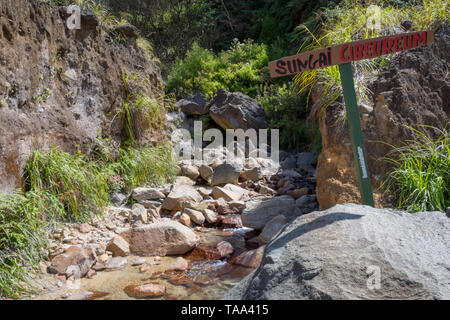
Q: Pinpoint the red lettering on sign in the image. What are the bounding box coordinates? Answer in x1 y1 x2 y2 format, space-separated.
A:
354 44 364 60
394 36 403 52
403 35 412 50
383 38 394 54
364 42 372 58
340 44 350 62
413 31 427 47
372 40 381 57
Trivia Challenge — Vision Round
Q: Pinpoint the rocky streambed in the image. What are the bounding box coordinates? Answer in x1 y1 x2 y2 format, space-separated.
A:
27 148 319 300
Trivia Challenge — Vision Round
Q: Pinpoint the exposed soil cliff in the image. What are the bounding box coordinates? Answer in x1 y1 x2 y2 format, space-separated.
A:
316 24 450 209
0 0 165 193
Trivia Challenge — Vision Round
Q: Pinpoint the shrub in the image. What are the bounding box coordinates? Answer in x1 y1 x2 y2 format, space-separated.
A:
167 39 269 98
382 126 450 213
257 83 322 152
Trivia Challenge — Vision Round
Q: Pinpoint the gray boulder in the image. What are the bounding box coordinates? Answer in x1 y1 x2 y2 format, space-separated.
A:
225 204 450 300
209 89 267 130
242 195 301 230
175 93 208 115
211 162 241 186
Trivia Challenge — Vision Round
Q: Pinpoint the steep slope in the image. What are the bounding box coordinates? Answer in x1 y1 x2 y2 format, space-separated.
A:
0 0 165 193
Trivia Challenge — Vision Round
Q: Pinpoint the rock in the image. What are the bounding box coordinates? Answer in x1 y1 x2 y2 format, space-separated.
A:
203 208 218 224
258 215 288 244
209 89 267 130
124 283 166 298
132 258 147 266
286 187 309 200
79 223 91 233
110 192 128 206
106 236 130 257
65 291 94 300
175 93 208 115
296 152 315 168
121 220 199 256
211 162 241 186
132 187 165 201
199 164 213 182
48 246 96 277
184 208 205 225
162 184 202 211
218 215 242 229
80 9 99 27
86 269 96 279
296 194 317 206
188 241 234 260
230 246 265 268
130 203 148 225
112 24 140 38
167 257 189 271
446 207 450 217
280 156 296 170
105 257 127 271
241 167 263 181
181 165 200 180
242 195 301 230
173 176 196 186
225 204 450 300
259 185 275 195
211 186 241 201
178 213 191 227
197 187 212 198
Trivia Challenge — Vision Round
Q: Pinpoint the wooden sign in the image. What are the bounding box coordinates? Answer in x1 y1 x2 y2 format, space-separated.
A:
269 30 434 78
269 30 434 207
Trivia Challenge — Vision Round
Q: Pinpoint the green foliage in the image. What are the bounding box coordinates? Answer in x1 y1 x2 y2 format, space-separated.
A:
258 84 321 152
293 0 449 112
167 40 269 98
382 126 450 213
0 190 65 298
24 148 110 221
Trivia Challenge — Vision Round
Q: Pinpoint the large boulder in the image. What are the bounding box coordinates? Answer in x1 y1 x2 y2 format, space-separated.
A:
132 187 165 201
48 246 96 277
161 183 202 211
315 25 450 209
211 162 241 186
121 219 199 256
242 195 301 230
225 204 450 300
174 93 208 115
209 89 267 130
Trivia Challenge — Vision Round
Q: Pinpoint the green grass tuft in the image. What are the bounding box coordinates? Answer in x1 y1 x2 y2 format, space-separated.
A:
382 125 450 213
0 190 65 298
24 148 110 221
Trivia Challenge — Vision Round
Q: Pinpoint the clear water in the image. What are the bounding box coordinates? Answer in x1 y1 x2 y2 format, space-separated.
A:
37 227 255 300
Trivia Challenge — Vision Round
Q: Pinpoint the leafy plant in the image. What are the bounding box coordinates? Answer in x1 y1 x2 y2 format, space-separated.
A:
167 39 269 98
258 83 321 152
382 125 450 213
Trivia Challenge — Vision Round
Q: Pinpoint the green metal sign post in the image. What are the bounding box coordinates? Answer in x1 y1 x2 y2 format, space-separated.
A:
268 30 434 208
338 63 374 206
